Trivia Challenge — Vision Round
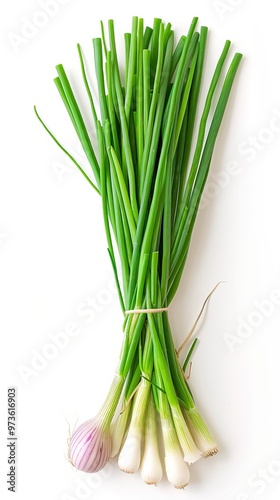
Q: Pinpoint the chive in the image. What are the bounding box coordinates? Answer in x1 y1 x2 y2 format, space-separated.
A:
34 106 99 194
142 50 151 136
150 18 162 87
170 35 187 77
93 38 109 125
125 363 141 400
54 66 100 185
177 26 208 206
183 338 198 372
124 32 131 86
77 43 98 131
124 16 138 120
135 18 144 187
108 146 136 241
100 20 108 57
143 25 153 49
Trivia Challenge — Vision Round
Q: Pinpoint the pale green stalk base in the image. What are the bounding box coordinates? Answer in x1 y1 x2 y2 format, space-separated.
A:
140 396 163 485
184 407 219 457
97 374 125 430
110 399 131 458
161 416 191 489
118 378 151 473
171 406 201 464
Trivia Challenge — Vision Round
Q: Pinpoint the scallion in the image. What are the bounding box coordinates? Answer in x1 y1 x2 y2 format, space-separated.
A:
35 15 242 487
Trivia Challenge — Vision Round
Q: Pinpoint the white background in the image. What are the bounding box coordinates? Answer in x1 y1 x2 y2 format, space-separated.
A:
1 1 280 499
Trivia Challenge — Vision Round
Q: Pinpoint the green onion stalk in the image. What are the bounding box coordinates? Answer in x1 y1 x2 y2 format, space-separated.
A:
35 16 242 487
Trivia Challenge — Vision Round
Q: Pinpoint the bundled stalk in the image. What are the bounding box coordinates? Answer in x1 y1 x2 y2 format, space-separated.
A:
35 16 242 487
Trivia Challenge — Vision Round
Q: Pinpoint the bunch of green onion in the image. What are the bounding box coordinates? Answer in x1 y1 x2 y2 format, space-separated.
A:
35 16 242 488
